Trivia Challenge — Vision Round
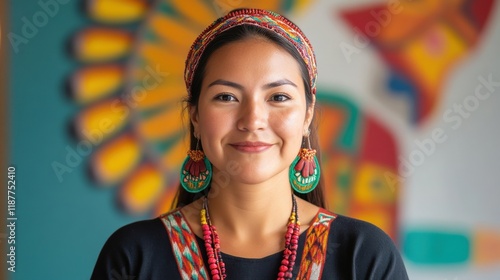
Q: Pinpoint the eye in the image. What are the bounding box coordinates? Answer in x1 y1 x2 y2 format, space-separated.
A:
215 93 237 102
269 94 291 102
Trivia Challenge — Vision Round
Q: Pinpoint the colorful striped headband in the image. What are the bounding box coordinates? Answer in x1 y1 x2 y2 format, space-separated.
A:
184 8 317 96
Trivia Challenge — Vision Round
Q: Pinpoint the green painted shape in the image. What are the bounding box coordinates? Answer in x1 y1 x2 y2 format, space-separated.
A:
337 168 351 191
316 88 363 153
403 229 471 265
137 100 180 119
151 131 184 155
143 28 162 43
157 1 179 17
281 0 297 13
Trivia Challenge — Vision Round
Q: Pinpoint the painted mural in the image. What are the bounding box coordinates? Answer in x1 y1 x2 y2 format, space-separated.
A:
340 0 495 125
64 0 499 277
69 0 402 240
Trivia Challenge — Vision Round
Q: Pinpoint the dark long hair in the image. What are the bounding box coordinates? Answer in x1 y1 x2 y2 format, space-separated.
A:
173 24 325 209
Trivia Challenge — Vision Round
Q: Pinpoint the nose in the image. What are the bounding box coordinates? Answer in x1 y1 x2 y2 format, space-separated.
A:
237 99 268 132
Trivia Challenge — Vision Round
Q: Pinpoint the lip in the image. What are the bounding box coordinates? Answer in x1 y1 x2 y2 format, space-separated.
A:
229 141 273 153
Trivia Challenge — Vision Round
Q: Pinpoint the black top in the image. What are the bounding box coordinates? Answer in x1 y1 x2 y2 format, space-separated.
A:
91 214 408 279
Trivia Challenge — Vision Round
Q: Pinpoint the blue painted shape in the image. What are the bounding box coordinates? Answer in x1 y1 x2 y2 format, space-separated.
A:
387 70 419 124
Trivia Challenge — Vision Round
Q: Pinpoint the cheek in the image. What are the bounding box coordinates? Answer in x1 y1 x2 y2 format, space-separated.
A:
272 108 306 146
198 111 216 135
197 107 230 144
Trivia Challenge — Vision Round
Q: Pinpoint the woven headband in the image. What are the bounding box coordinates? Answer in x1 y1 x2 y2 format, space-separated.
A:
184 8 317 96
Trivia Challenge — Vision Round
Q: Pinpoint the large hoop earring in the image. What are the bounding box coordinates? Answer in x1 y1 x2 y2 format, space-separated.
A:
289 133 320 194
180 138 212 193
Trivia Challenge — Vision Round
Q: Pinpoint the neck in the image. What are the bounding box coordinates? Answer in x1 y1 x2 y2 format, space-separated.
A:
201 185 300 279
206 170 294 241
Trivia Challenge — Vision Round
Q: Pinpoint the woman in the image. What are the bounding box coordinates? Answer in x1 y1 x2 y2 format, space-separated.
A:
92 9 408 280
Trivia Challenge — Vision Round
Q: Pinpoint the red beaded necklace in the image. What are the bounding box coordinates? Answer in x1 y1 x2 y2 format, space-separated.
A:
200 195 300 280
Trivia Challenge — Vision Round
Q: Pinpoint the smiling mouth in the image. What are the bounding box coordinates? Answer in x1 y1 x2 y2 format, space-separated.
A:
229 142 273 153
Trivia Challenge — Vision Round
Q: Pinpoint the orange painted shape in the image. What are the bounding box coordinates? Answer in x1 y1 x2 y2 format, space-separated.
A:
160 137 189 170
317 106 346 153
170 0 215 28
88 0 148 24
137 106 184 140
148 13 199 49
75 28 132 62
402 22 467 91
154 183 181 216
129 82 186 110
295 0 315 14
342 0 442 45
92 134 141 185
76 98 129 143
249 0 281 11
138 43 186 75
121 163 165 214
473 229 500 265
352 162 397 205
72 65 124 104
445 8 479 45
209 0 281 17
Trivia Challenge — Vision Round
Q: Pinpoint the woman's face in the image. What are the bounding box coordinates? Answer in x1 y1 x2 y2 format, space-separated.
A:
191 37 315 186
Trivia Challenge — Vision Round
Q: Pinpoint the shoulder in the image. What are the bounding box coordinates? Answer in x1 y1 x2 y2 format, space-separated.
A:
322 212 409 279
327 213 398 254
308 209 396 250
330 214 393 242
104 218 167 250
91 217 177 279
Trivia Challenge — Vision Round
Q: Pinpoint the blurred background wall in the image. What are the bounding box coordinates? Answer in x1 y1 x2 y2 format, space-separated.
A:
4 0 500 279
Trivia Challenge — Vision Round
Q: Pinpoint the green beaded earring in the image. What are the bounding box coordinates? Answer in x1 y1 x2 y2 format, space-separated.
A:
289 133 320 193
180 138 212 193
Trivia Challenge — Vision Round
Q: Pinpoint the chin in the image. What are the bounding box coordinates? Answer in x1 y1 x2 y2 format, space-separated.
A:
235 167 288 186
210 158 290 185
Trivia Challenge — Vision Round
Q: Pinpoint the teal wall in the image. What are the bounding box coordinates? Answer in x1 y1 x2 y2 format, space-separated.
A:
9 1 145 279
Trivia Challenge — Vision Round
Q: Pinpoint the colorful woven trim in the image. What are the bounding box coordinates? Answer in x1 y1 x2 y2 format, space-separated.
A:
297 209 337 280
184 8 317 95
160 209 209 280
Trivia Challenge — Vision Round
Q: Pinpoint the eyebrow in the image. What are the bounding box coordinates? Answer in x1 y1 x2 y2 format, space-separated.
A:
207 79 244 90
263 79 297 89
207 79 297 90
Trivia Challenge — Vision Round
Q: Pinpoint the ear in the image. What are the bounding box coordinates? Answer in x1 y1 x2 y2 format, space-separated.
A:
189 105 200 137
303 95 316 135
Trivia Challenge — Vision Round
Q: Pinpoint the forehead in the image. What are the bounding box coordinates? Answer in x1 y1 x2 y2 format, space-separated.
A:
202 37 303 85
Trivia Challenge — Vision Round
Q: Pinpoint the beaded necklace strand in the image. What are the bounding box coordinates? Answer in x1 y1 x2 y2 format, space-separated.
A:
200 194 300 280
